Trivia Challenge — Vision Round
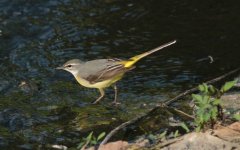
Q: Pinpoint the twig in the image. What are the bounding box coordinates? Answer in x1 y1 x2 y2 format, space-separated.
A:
164 67 240 105
100 67 240 145
170 107 195 119
100 115 144 145
158 136 183 148
164 87 198 106
80 141 89 150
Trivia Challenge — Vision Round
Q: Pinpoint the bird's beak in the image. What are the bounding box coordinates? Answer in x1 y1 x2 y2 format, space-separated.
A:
56 66 64 70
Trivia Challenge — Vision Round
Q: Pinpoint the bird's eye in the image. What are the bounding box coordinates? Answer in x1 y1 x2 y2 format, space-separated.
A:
66 65 72 68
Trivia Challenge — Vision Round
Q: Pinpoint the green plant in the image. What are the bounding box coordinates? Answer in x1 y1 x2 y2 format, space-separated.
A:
233 114 240 121
77 131 106 149
173 130 179 138
148 130 167 142
192 80 237 131
180 122 190 133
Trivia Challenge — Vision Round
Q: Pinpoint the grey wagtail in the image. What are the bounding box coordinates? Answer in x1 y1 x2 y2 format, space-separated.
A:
56 40 176 104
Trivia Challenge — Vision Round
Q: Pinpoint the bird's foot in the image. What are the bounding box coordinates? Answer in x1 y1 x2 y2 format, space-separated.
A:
112 101 121 106
91 100 99 104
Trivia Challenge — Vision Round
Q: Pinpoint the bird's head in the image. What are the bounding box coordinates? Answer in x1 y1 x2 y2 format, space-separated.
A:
56 59 83 76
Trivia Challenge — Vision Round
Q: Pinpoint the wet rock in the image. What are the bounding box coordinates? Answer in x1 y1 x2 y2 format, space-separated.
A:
55 137 65 143
29 131 49 144
51 144 67 150
0 109 18 124
221 92 240 113
235 76 240 87
0 80 10 92
9 113 32 131
0 136 9 148
18 144 33 150
18 80 38 94
37 105 59 111
0 109 33 131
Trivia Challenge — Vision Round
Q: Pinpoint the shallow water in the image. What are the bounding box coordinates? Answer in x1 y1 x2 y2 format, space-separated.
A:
0 0 239 149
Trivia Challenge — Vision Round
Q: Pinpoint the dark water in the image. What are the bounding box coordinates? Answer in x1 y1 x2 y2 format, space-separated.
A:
0 0 239 149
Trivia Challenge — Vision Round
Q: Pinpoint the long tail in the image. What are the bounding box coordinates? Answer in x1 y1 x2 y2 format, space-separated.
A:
121 40 177 68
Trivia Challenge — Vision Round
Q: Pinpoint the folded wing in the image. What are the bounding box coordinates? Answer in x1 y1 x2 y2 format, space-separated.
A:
80 59 135 84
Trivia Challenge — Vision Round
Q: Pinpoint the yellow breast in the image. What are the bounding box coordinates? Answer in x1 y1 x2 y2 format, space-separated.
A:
74 74 124 89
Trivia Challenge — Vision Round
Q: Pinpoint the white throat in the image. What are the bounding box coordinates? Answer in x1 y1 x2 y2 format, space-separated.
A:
67 69 79 77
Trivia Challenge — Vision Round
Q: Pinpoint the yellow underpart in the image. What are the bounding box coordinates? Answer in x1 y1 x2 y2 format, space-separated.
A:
75 73 124 89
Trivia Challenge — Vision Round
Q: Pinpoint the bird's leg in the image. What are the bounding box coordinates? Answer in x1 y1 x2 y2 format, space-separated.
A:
92 88 105 104
112 84 120 105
